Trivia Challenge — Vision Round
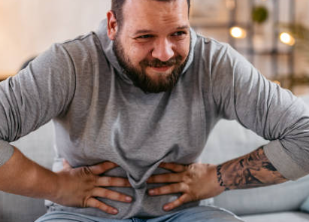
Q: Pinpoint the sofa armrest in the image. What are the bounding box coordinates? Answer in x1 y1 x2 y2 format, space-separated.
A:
201 116 309 215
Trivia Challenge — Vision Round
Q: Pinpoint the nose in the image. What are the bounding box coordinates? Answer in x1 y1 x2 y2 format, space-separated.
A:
151 38 175 62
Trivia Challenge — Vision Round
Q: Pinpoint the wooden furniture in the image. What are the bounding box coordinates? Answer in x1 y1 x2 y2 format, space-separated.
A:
190 0 296 90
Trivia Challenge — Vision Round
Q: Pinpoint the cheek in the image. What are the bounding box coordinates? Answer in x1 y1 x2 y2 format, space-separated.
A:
128 44 152 64
175 41 190 59
177 41 190 58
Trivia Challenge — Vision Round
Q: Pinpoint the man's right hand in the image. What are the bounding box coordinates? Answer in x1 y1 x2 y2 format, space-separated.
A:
54 160 132 215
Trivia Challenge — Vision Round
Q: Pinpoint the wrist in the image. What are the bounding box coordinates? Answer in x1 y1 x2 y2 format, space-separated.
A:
216 164 230 191
202 163 225 198
51 170 67 203
211 164 226 194
34 168 61 202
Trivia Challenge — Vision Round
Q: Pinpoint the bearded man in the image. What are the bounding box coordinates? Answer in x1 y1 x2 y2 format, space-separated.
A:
0 0 308 222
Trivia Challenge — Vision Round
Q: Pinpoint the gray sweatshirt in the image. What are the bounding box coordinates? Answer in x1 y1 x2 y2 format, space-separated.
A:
1 20 309 219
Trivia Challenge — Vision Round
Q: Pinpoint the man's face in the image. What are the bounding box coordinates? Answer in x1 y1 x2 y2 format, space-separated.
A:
108 0 191 93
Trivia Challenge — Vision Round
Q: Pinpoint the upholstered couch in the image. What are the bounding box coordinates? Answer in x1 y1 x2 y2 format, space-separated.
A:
1 97 309 222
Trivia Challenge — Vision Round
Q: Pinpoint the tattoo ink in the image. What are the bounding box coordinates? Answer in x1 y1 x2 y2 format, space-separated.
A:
262 162 277 171
216 147 288 190
217 164 230 191
239 159 244 168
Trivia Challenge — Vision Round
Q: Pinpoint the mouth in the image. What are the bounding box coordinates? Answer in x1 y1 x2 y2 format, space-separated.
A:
148 65 173 72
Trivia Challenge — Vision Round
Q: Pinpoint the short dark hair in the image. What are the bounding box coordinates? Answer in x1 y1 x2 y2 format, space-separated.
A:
111 0 191 30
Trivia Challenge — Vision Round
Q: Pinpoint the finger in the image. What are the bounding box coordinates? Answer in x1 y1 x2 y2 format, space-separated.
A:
92 187 133 203
159 162 187 173
86 197 119 215
62 159 72 170
147 173 183 183
163 194 191 211
148 183 188 196
88 161 119 175
96 177 131 187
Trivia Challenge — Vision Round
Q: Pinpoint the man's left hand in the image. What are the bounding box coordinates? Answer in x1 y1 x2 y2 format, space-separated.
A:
147 162 224 211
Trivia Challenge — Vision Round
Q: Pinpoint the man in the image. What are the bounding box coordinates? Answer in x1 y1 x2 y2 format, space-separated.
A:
0 0 309 221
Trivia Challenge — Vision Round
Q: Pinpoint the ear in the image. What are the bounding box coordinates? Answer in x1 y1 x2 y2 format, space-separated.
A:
107 10 118 40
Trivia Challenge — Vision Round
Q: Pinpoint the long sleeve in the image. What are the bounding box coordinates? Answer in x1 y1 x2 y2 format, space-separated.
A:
211 43 309 180
0 43 76 166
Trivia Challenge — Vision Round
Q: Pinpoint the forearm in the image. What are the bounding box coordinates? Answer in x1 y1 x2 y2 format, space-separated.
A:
0 147 133 214
0 146 59 201
216 147 288 191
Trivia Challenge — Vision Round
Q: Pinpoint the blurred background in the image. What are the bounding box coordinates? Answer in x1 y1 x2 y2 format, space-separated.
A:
0 0 308 95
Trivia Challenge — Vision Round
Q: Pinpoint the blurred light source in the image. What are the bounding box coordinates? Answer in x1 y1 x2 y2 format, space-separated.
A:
279 32 295 46
230 27 247 39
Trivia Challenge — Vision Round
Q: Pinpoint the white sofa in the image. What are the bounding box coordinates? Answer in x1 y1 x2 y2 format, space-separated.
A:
202 114 309 222
1 97 309 222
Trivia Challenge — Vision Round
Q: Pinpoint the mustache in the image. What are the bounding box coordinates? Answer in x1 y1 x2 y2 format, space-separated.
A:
140 55 183 68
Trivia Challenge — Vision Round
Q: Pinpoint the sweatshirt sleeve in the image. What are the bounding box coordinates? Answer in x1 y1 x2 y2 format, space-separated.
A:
0 43 76 166
211 43 309 180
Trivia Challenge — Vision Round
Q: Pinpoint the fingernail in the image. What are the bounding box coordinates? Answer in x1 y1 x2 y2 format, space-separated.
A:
112 209 118 214
148 189 155 195
126 196 132 202
164 205 171 211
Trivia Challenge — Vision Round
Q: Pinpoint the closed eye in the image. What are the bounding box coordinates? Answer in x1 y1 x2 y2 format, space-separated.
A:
136 35 154 39
171 31 187 37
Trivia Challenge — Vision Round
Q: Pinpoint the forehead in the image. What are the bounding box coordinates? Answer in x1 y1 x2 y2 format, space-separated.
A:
121 0 189 33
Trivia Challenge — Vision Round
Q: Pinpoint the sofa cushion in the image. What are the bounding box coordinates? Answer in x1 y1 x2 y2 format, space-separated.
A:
300 195 309 213
0 193 46 222
201 117 309 215
11 121 55 168
213 175 309 216
241 211 309 222
0 122 55 222
201 119 268 165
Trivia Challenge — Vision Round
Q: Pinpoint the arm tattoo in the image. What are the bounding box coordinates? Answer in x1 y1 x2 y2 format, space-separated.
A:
217 147 288 190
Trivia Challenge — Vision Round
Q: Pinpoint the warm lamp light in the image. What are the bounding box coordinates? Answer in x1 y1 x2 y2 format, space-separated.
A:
230 27 247 39
280 32 295 46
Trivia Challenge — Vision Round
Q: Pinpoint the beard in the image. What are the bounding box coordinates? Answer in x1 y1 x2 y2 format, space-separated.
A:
113 35 189 93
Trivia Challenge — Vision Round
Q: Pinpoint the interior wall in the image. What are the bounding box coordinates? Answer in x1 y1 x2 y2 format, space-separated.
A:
0 0 111 74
